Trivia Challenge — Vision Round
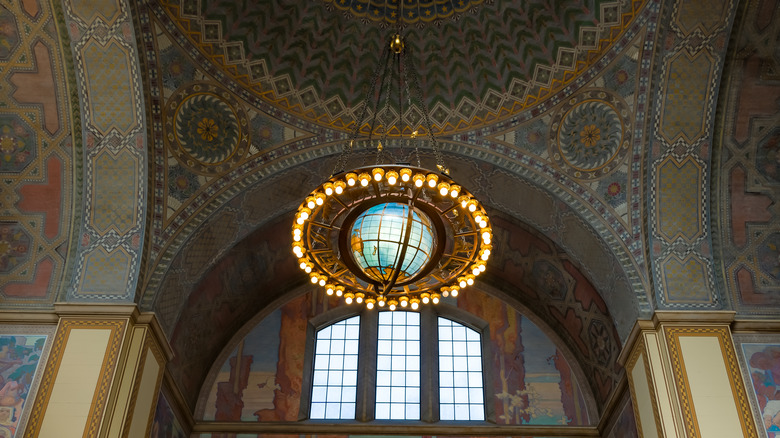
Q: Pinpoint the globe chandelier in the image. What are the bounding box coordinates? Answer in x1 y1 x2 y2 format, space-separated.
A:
291 30 492 311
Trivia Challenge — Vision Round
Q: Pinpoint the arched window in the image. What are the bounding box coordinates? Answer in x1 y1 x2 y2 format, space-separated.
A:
303 308 490 422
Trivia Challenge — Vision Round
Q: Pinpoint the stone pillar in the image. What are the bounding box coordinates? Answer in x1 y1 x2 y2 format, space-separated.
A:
23 305 170 438
620 312 758 438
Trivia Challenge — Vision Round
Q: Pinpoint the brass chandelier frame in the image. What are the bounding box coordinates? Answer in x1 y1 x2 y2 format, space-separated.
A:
291 32 493 310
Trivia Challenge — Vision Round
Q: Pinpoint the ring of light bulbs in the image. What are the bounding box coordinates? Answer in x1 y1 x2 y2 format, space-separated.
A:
292 164 492 311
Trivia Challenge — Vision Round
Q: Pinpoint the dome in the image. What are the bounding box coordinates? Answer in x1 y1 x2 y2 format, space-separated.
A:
349 203 435 284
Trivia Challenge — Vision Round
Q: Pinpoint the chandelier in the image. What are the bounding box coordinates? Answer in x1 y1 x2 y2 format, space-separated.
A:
291 32 492 311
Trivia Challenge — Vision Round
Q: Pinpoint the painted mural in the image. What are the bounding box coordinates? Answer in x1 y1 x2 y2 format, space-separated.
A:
200 289 589 426
151 391 187 438
0 334 47 437
742 343 780 437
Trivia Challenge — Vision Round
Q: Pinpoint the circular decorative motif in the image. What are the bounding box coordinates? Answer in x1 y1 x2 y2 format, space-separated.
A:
349 202 436 283
0 9 20 61
164 83 248 174
0 222 31 273
550 90 632 179
0 115 36 173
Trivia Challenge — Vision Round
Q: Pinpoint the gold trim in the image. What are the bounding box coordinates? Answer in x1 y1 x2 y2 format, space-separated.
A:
664 326 757 438
25 318 127 438
625 336 663 438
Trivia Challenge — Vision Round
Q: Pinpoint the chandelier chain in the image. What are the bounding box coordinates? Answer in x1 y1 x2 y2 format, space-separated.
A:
404 47 445 172
334 43 392 175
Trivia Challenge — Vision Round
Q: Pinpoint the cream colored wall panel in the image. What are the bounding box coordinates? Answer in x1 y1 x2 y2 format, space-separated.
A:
38 328 111 438
127 350 162 437
679 336 742 438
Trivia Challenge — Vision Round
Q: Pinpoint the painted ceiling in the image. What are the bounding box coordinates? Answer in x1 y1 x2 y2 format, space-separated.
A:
2 0 780 424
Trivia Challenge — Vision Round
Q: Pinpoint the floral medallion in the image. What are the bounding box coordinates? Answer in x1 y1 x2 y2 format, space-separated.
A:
0 115 36 173
550 89 632 179
164 82 249 175
0 222 31 273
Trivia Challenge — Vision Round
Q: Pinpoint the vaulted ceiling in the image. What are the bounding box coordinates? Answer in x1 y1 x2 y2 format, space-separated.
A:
2 0 779 420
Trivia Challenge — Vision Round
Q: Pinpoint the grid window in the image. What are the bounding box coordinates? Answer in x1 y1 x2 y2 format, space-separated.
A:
376 311 421 420
438 317 484 420
310 316 360 419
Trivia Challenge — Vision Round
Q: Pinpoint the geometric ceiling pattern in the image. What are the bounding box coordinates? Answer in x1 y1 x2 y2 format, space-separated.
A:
7 0 780 426
157 0 647 134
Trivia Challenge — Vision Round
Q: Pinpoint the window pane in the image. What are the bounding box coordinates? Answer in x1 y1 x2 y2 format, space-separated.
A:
310 316 360 419
376 311 420 420
438 317 485 421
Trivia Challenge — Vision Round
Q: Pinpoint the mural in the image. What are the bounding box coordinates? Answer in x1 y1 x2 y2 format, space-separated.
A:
199 289 589 426
0 334 47 437
741 343 780 437
151 391 187 438
458 289 589 425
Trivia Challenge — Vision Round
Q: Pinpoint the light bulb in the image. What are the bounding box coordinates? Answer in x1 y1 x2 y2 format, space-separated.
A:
426 174 438 188
450 185 460 198
326 285 335 295
306 197 316 209
334 181 346 194
346 173 357 186
310 276 318 284
323 183 334 196
451 289 459 297
400 168 412 182
421 293 430 304
372 168 384 181
366 300 375 310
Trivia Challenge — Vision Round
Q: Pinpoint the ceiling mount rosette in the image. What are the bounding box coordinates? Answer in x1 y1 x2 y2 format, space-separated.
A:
292 164 492 310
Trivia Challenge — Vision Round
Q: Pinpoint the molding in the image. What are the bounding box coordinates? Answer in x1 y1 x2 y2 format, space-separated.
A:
652 310 736 325
732 319 780 333
617 319 655 367
191 422 601 436
0 304 174 361
617 311 739 366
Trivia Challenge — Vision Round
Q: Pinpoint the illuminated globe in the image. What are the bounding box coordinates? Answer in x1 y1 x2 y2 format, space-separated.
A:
349 202 435 284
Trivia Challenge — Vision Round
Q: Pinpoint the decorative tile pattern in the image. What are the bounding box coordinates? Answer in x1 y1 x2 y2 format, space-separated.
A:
648 0 736 308
81 40 137 136
656 156 704 243
153 0 647 135
712 0 780 315
61 0 148 301
91 150 138 235
659 50 716 144
80 247 132 296
661 254 713 304
0 0 75 305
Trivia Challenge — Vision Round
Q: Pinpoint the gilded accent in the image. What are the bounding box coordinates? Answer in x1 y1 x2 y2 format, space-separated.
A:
24 318 127 438
664 326 758 438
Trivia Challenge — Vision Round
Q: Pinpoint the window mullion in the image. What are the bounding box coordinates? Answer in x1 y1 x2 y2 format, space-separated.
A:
355 309 378 421
419 306 439 422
